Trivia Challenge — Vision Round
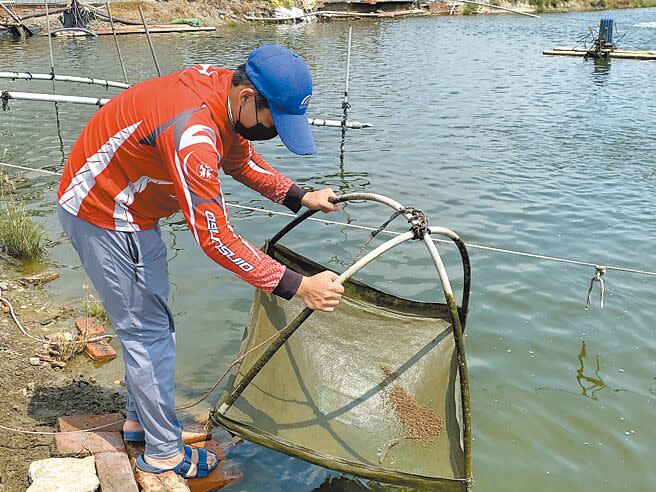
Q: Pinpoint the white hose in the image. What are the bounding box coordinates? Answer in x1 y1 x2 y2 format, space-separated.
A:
0 286 114 345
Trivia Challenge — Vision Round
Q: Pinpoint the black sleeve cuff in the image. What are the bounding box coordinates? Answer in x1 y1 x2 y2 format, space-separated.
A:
272 267 303 300
282 183 307 213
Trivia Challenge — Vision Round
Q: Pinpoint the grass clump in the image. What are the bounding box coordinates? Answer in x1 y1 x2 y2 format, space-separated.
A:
0 204 46 262
81 284 111 326
462 3 479 14
46 332 89 362
267 0 295 9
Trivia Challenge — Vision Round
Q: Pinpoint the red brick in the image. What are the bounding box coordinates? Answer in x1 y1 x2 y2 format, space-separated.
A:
55 431 125 456
76 317 107 337
85 340 117 361
58 413 124 433
181 422 212 444
95 451 139 492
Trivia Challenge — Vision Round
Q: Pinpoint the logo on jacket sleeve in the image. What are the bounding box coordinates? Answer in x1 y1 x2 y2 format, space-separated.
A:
197 162 214 180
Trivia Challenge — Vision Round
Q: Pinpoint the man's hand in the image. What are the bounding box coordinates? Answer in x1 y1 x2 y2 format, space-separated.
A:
301 188 339 213
295 271 344 312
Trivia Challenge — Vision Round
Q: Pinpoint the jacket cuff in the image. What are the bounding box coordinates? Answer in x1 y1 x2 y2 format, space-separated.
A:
282 183 307 213
271 267 303 300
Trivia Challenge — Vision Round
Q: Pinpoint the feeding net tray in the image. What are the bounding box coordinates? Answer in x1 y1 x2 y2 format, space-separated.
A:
211 194 472 490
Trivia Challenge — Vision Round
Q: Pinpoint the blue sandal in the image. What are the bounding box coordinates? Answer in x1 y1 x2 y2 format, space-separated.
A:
135 444 218 479
124 420 183 442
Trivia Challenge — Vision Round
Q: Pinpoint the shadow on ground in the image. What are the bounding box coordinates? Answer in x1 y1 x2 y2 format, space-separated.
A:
27 377 126 425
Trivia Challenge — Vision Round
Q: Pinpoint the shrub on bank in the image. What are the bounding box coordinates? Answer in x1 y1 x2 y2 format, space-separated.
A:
0 204 46 262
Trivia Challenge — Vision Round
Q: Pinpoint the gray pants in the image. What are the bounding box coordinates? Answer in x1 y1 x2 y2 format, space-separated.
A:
58 205 183 459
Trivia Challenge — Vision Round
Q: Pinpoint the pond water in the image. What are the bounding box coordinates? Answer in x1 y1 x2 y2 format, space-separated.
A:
2 7 656 490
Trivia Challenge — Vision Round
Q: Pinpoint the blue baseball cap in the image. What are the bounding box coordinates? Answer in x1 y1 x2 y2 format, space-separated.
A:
245 44 317 155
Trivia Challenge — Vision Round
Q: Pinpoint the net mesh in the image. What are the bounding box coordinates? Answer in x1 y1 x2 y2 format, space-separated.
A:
216 243 467 490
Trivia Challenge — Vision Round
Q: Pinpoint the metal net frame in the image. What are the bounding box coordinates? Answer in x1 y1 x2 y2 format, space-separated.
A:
209 193 473 490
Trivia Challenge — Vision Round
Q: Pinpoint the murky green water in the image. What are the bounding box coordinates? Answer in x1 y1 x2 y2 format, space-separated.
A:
2 8 656 490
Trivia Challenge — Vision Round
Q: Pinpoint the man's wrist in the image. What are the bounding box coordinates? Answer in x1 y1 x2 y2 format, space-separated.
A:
282 184 307 213
272 267 303 300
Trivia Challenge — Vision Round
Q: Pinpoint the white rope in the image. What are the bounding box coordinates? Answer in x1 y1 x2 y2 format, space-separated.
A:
229 202 656 277
0 420 126 436
1 161 655 277
0 288 115 344
0 162 61 176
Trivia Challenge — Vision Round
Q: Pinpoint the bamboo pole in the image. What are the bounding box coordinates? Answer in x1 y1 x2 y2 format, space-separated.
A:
106 0 129 85
44 0 56 84
0 72 129 89
1 91 110 107
1 90 373 128
307 117 371 129
138 5 161 76
339 25 352 164
44 0 67 166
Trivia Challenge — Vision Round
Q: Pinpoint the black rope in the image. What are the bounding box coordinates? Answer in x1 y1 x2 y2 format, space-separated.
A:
403 206 430 240
1 91 10 111
349 210 403 265
344 205 430 270
339 99 350 164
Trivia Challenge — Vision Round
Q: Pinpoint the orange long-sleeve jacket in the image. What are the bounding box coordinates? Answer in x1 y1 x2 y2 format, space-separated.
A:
57 65 305 298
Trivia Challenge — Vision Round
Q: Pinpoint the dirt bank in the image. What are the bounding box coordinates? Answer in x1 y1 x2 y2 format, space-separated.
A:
95 0 656 23
0 254 125 491
464 0 656 15
9 0 656 34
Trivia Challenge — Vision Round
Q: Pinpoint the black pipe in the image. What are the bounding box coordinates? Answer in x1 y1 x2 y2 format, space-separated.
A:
19 7 66 21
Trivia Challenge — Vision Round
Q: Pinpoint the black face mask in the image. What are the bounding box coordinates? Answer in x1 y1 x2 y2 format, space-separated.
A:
234 98 278 141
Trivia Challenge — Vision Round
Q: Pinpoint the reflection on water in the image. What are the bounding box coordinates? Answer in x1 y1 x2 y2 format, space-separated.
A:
591 57 612 84
575 340 628 400
576 340 606 399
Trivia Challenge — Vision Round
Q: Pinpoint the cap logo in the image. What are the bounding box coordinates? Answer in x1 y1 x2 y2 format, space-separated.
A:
299 94 312 110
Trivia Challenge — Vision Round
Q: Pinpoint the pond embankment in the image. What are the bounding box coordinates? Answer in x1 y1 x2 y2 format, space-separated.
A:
0 252 125 490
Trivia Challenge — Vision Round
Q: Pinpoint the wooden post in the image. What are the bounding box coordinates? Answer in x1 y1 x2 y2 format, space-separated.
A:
106 0 129 85
138 5 161 77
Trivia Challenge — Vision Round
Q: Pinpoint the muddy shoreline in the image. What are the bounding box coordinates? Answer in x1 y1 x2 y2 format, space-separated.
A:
0 254 125 491
7 0 656 35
